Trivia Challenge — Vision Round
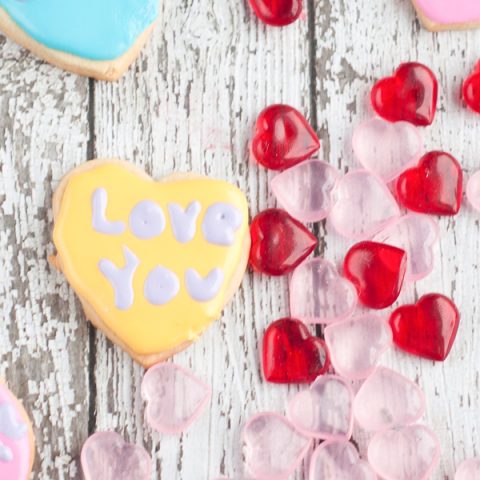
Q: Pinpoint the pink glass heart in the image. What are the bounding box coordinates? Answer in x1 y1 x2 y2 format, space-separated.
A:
324 314 392 380
271 160 340 222
329 170 401 239
81 432 152 480
289 258 357 324
373 214 439 282
353 118 423 182
354 367 425 432
243 412 311 480
287 375 354 441
141 363 211 434
467 171 480 212
456 458 480 480
309 440 376 480
368 425 440 480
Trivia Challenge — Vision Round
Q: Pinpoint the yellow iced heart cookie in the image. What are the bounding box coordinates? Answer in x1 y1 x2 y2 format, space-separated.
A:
52 160 250 367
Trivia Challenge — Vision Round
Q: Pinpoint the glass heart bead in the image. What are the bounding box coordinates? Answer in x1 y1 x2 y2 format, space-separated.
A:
463 61 480 114
249 0 303 27
343 241 407 309
371 62 438 126
396 151 463 216
243 412 311 480
456 458 480 480
262 318 329 383
466 170 480 211
389 293 460 361
249 209 317 276
251 105 319 170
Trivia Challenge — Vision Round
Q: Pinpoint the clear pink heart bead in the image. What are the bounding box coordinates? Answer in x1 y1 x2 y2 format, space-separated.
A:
329 170 401 239
271 160 340 222
81 432 152 480
289 258 357 324
373 214 439 282
352 118 423 182
287 375 354 441
368 425 440 480
467 171 480 212
309 440 376 480
456 458 480 479
243 412 311 480
354 367 425 432
324 314 392 380
141 363 211 434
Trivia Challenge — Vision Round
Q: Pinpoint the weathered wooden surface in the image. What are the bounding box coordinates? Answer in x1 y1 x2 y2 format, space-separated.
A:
0 0 479 478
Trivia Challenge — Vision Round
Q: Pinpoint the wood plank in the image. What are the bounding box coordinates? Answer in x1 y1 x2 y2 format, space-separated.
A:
0 37 91 478
92 1 315 478
314 1 480 477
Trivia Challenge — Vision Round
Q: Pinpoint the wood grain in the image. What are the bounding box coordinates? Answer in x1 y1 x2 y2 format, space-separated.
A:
0 0 479 478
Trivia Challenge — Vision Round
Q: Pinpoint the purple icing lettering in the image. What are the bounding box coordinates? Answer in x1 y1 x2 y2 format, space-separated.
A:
201 203 243 246
185 268 224 302
0 441 12 463
168 201 201 243
99 246 139 310
129 200 165 239
0 404 27 440
144 266 180 305
91 188 125 235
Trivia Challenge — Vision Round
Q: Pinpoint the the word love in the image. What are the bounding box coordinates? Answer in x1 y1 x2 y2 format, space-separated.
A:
92 188 243 246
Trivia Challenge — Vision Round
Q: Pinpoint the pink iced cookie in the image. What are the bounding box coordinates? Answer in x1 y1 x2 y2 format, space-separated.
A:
0 383 34 480
324 315 392 380
467 171 480 212
243 412 311 480
289 258 357 324
373 214 439 282
456 458 480 479
412 0 480 31
368 425 440 480
309 441 376 480
81 432 152 480
353 118 423 182
329 170 400 239
287 375 354 441
354 367 426 432
271 160 340 223
141 363 211 434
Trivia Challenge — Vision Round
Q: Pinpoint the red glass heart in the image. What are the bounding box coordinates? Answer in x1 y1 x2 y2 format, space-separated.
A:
262 318 329 383
249 0 303 27
251 105 320 170
249 208 317 276
371 62 438 126
389 294 460 361
396 151 463 216
343 241 407 309
463 61 480 114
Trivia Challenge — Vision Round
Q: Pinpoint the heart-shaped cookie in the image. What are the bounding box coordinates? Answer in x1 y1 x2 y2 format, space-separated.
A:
0 0 158 80
374 214 440 282
456 459 480 480
352 118 423 182
309 441 376 480
324 314 392 380
141 363 211 434
262 318 329 384
411 0 480 31
81 432 151 480
243 412 311 480
289 258 357 324
0 383 34 480
271 160 340 222
371 63 438 126
328 170 401 239
52 160 250 367
251 105 320 170
288 375 354 440
354 367 425 432
368 425 440 480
